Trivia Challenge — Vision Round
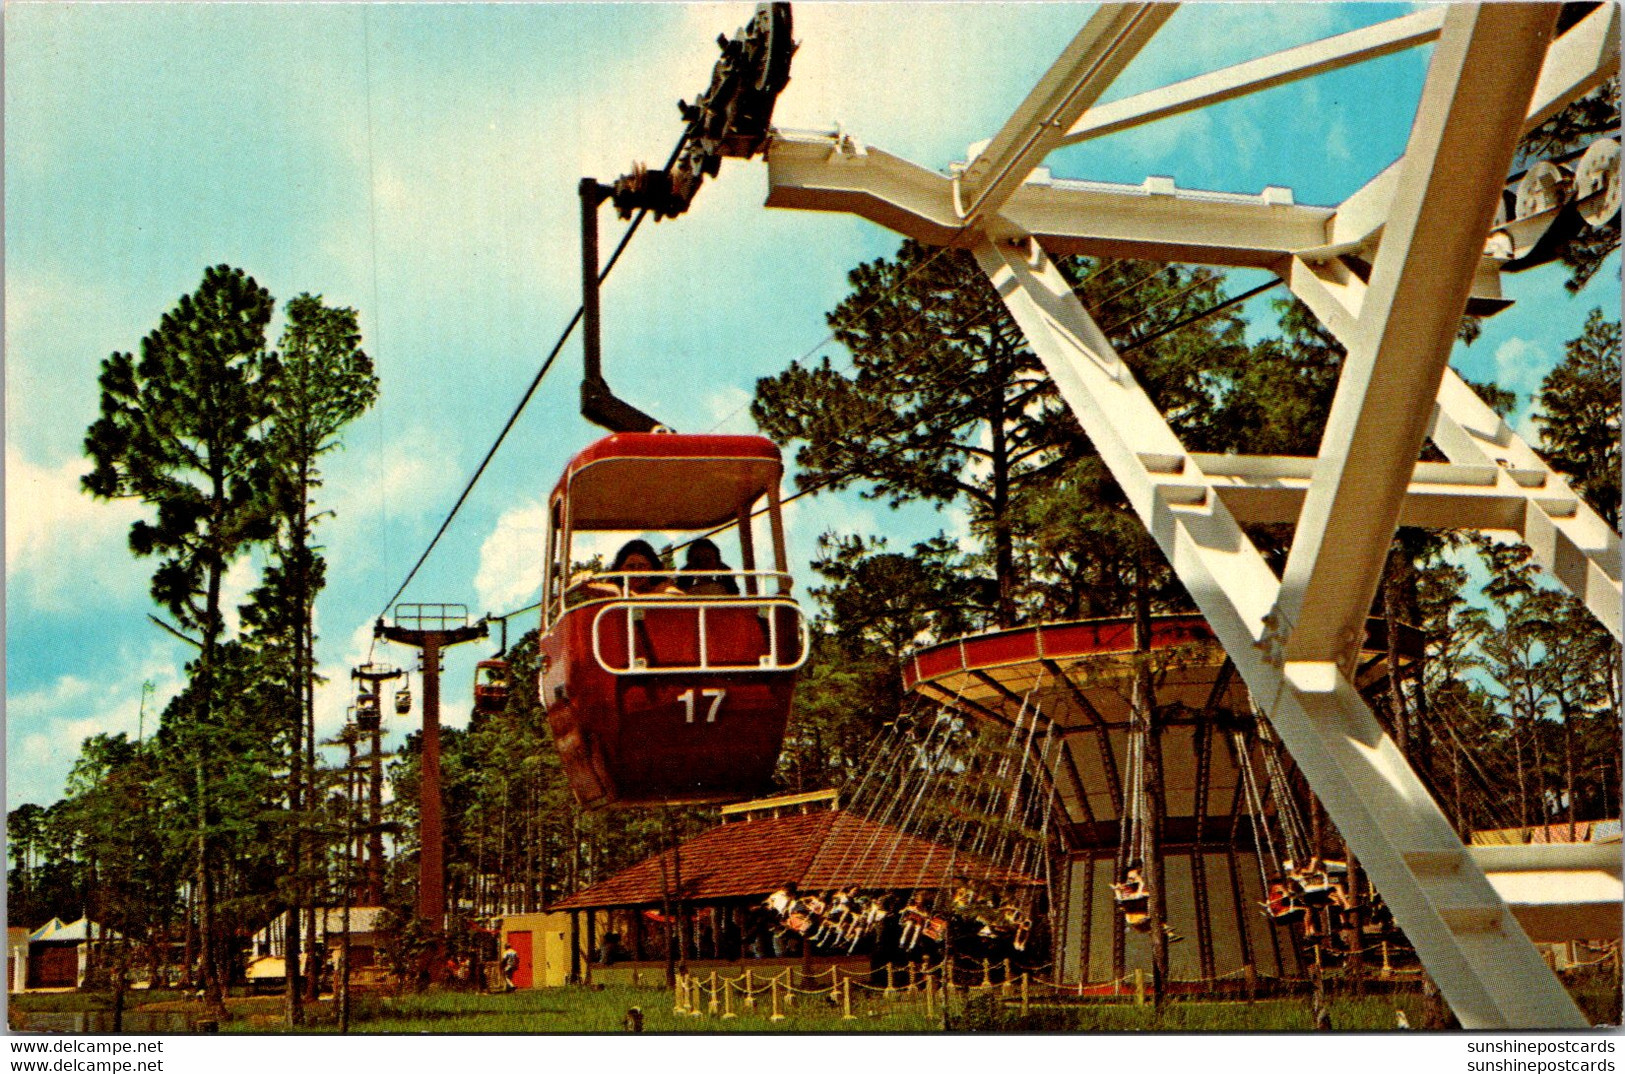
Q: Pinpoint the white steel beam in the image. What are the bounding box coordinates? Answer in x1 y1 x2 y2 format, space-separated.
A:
766 131 1332 267
1060 9 1445 147
1482 844 1618 942
1320 3 1620 255
954 4 1174 223
1274 5 1558 669
1431 368 1623 640
1525 1 1621 130
1293 271 1624 643
1471 843 1624 944
975 235 1586 1028
1152 455 1620 634
1155 453 1595 534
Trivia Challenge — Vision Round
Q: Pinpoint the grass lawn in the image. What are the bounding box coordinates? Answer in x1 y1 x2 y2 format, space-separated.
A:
227 985 1434 1033
11 975 1615 1033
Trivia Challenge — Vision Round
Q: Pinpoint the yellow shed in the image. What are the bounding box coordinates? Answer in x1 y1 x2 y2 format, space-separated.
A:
498 912 571 989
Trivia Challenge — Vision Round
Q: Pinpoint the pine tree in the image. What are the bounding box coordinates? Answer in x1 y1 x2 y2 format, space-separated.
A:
1536 308 1620 529
82 264 278 1013
248 292 378 1022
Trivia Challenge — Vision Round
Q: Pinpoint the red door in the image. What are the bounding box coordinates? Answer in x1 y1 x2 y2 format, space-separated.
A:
29 945 78 988
508 932 533 989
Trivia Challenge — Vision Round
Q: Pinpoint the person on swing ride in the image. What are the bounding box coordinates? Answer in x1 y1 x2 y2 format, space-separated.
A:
789 889 825 937
846 892 886 948
898 892 929 950
676 538 740 596
811 885 856 946
1294 854 1343 910
1000 903 1032 952
1112 864 1148 904
1112 864 1154 930
766 880 798 918
1265 878 1300 919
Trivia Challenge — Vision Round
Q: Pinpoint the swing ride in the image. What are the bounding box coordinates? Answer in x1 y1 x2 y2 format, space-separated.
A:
747 701 1058 966
745 654 1086 967
899 614 1421 986
751 3 1621 1028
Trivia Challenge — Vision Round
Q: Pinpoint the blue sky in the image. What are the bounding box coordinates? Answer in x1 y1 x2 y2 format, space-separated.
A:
6 3 1618 810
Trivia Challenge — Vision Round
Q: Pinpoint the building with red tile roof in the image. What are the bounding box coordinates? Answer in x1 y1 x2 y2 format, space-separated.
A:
550 798 1040 912
536 790 1044 981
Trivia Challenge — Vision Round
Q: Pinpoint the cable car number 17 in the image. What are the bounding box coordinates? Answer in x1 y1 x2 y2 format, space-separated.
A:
678 688 726 724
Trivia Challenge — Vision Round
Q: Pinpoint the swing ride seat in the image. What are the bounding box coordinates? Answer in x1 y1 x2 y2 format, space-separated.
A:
1112 885 1150 916
472 658 510 716
1263 901 1307 925
1295 881 1337 907
538 433 809 808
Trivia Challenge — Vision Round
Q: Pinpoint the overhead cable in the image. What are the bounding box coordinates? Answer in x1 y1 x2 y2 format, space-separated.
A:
376 139 688 619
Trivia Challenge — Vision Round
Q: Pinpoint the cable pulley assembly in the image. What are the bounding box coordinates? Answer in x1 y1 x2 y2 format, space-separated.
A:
609 3 796 220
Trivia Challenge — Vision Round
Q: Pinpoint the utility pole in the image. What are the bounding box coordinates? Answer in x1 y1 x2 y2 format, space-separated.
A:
376 605 486 985
352 663 404 905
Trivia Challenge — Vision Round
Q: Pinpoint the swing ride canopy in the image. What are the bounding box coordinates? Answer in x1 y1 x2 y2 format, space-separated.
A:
903 614 1420 848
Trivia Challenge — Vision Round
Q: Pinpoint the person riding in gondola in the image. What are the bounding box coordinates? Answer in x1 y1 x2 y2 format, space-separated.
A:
595 539 679 599
676 538 740 596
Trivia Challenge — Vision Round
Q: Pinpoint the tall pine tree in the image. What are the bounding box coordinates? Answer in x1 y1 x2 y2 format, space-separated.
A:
83 264 278 1013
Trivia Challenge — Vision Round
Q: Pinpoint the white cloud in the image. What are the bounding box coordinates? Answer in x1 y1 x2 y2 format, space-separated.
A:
942 503 977 557
702 384 755 434
1123 4 1342 91
474 499 548 613
1492 337 1548 400
7 643 186 808
5 443 147 613
218 555 256 638
782 486 877 565
3 269 157 462
1324 115 1353 164
320 429 463 593
1492 336 1552 438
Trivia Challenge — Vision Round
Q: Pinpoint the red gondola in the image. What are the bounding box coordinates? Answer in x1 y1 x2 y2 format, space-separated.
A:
537 432 808 808
472 659 510 716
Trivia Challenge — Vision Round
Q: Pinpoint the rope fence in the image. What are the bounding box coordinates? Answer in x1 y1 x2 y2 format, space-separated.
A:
651 936 1570 1022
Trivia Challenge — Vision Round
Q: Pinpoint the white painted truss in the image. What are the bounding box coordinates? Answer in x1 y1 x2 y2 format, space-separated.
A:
762 3 1623 1028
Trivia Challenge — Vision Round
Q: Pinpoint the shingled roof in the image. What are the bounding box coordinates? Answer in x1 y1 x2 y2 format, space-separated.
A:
550 810 1039 911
